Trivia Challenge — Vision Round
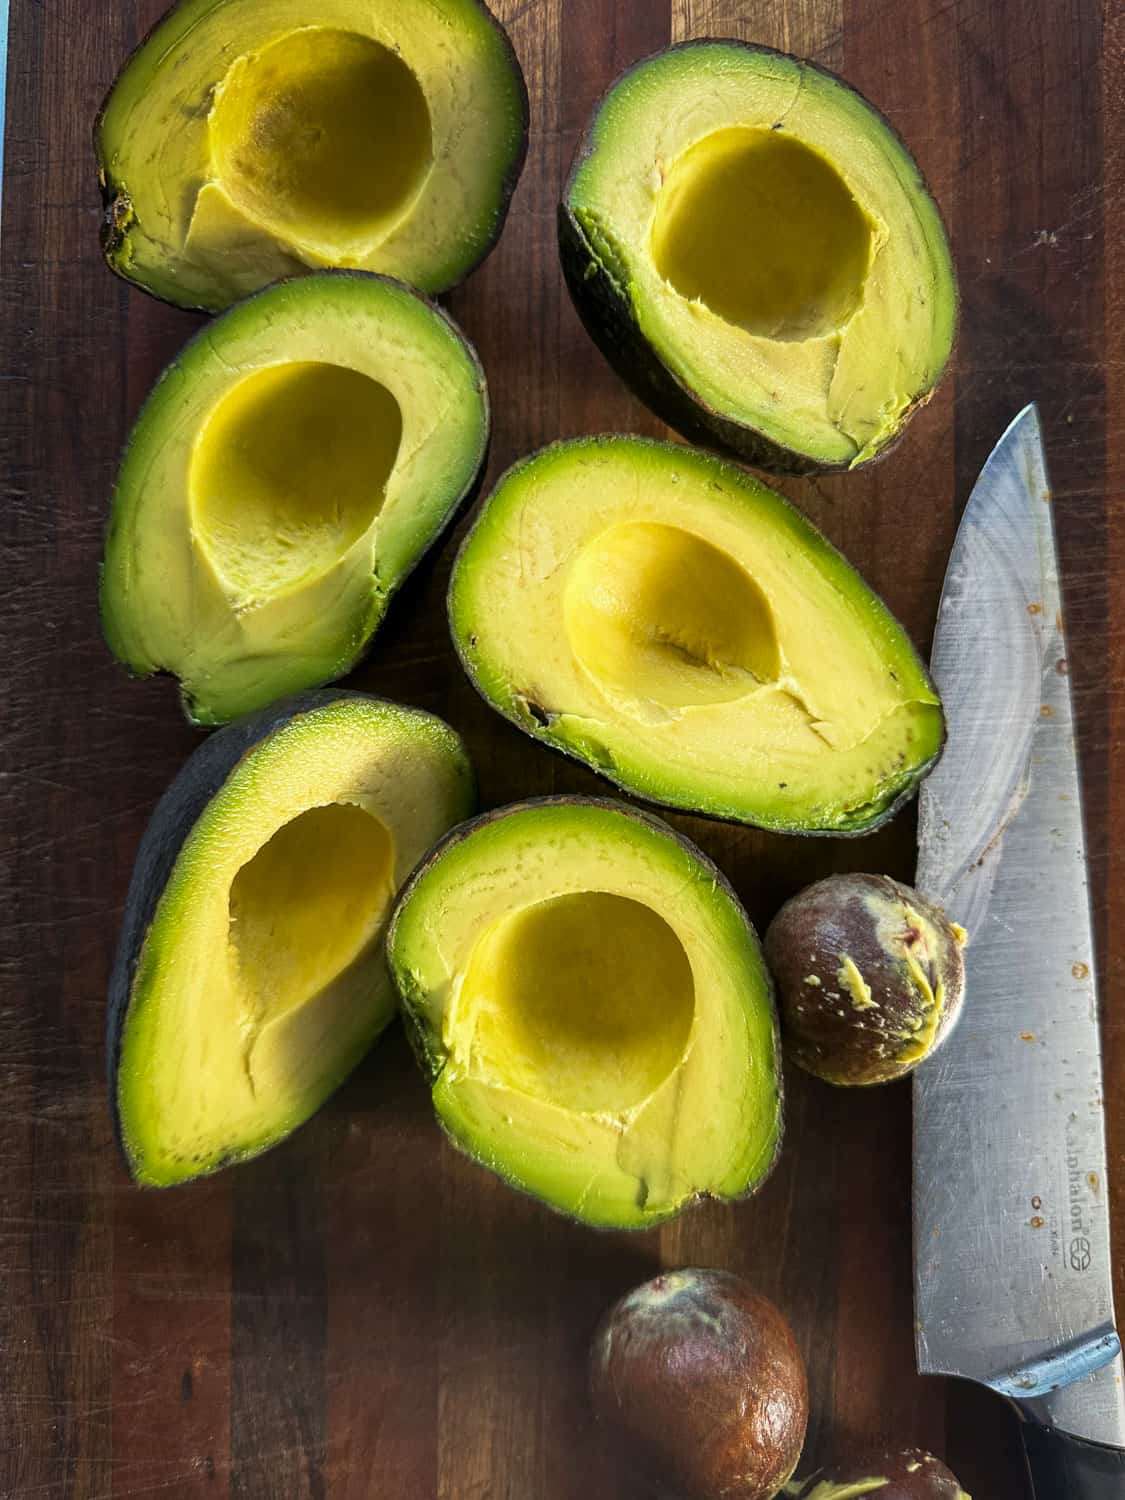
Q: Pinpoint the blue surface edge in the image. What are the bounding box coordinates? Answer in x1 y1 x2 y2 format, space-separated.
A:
0 0 8 215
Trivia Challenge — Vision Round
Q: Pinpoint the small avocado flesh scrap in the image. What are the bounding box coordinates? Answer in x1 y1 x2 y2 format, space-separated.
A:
96 0 527 309
388 799 782 1228
114 696 474 1186
101 273 488 726
563 41 957 471
450 437 944 834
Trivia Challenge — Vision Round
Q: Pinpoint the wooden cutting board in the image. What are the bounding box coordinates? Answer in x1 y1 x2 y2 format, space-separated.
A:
3 1 1122 1495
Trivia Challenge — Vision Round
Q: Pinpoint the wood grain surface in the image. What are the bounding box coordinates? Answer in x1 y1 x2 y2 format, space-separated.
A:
1 0 1120 1495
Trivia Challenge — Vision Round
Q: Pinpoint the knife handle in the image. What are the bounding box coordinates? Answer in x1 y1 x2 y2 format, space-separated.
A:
1022 1422 1125 1498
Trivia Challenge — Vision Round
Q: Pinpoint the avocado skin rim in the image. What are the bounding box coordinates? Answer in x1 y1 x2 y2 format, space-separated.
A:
94 0 531 311
105 689 478 1177
385 793 786 1230
558 37 959 477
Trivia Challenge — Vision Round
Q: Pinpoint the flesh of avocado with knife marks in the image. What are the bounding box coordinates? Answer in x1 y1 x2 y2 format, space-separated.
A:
108 692 475 1187
101 273 489 726
96 0 528 310
450 436 944 835
560 40 957 474
387 798 783 1229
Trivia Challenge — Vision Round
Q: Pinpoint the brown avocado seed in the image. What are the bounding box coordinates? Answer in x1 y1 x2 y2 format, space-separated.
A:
765 873 966 1086
785 1444 970 1498
589 1267 808 1500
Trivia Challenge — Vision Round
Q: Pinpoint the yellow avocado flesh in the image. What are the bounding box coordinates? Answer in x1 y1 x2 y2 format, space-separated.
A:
118 697 474 1185
451 438 943 833
97 0 526 307
101 274 487 726
208 30 433 261
568 44 956 466
388 801 781 1228
190 361 403 601
651 127 876 342
455 893 696 1115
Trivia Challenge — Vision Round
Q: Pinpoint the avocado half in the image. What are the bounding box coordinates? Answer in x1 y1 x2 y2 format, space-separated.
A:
387 797 782 1229
560 41 957 474
109 690 475 1186
450 436 944 835
96 0 528 310
101 272 489 726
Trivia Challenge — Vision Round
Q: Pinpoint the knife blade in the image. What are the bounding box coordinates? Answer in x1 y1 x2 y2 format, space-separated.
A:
913 406 1125 1487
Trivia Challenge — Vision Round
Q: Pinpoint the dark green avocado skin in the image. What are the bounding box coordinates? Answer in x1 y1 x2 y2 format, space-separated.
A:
105 690 390 1166
558 38 955 477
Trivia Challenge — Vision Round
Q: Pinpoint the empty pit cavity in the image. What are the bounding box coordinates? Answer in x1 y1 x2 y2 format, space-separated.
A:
651 127 873 340
229 802 395 1026
564 521 780 709
458 892 695 1114
209 28 433 253
190 361 402 600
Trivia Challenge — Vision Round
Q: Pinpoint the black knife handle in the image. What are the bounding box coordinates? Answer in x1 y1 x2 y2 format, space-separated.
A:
1022 1421 1125 1498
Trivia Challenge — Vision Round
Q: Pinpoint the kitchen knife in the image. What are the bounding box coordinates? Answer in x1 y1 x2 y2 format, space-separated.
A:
913 405 1125 1497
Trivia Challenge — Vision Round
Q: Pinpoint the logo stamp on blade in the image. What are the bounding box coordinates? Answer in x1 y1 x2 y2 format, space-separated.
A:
1070 1236 1093 1273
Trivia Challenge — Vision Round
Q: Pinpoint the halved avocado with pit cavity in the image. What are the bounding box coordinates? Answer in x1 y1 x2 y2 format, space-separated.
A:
96 0 528 309
387 797 783 1229
560 40 957 474
101 273 489 726
108 691 475 1186
450 436 944 835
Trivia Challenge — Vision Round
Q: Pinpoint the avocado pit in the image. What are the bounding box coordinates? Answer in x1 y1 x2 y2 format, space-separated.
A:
590 1267 809 1500
784 1445 970 1499
765 873 966 1086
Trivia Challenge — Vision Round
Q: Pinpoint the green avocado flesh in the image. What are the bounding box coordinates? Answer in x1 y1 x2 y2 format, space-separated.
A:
96 0 527 308
564 42 957 470
450 437 944 834
101 273 488 726
388 799 782 1228
116 697 474 1186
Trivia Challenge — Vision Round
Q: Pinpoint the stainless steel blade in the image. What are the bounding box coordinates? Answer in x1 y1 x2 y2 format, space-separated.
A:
913 405 1125 1446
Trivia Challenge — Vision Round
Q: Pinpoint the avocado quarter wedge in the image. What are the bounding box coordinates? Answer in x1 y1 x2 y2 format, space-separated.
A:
109 690 475 1187
449 436 944 835
96 0 528 310
387 797 782 1229
560 40 957 474
101 272 489 727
